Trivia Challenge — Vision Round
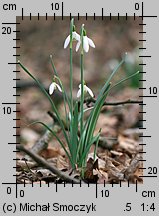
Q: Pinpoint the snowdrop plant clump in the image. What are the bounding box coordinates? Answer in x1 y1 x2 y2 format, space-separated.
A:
19 19 139 176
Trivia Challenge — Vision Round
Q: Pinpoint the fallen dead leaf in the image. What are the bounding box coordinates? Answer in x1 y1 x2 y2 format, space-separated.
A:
84 158 99 182
93 169 108 183
56 155 69 170
39 147 60 159
118 134 141 154
110 150 123 156
87 153 106 169
17 160 37 170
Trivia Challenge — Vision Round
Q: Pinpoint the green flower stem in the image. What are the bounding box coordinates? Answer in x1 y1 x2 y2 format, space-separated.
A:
69 18 74 119
69 29 73 160
80 51 84 138
79 24 85 160
70 47 73 118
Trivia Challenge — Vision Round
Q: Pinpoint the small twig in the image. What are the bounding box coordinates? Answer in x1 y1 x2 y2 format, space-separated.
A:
47 111 59 124
23 159 39 178
25 127 54 160
31 129 52 152
85 98 143 107
26 111 64 160
16 145 82 184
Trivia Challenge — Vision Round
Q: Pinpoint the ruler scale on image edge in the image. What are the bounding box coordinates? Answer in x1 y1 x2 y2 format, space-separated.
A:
0 1 158 215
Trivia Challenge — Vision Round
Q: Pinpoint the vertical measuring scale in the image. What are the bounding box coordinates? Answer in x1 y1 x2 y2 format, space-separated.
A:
0 0 158 215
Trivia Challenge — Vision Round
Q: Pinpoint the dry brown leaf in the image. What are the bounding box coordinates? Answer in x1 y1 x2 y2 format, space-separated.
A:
114 153 130 167
93 169 108 183
87 153 106 169
122 128 142 140
36 169 56 177
34 181 46 184
118 134 141 154
105 159 124 181
17 160 36 169
56 155 69 170
124 154 142 179
84 158 99 182
110 150 123 156
39 147 60 159
95 114 119 137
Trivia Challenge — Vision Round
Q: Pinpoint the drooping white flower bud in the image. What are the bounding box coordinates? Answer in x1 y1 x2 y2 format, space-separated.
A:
49 82 62 95
77 84 94 98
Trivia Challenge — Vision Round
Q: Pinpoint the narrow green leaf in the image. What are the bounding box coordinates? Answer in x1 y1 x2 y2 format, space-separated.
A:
18 61 70 146
93 129 101 161
110 70 140 91
97 56 126 101
84 83 111 148
54 75 70 131
79 57 125 158
78 107 93 122
79 132 100 166
70 102 79 163
29 121 73 166
50 55 71 107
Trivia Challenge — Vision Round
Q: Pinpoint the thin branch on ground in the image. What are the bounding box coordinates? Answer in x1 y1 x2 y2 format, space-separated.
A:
16 145 83 184
25 126 55 161
26 111 64 160
29 130 52 154
85 98 143 107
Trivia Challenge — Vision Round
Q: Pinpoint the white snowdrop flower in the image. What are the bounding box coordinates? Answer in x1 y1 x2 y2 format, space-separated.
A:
75 40 81 52
77 84 94 98
83 36 95 52
64 31 80 49
76 36 95 53
49 82 62 95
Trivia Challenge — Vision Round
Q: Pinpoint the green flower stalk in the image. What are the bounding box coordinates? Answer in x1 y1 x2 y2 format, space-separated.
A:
80 24 85 145
64 19 80 120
